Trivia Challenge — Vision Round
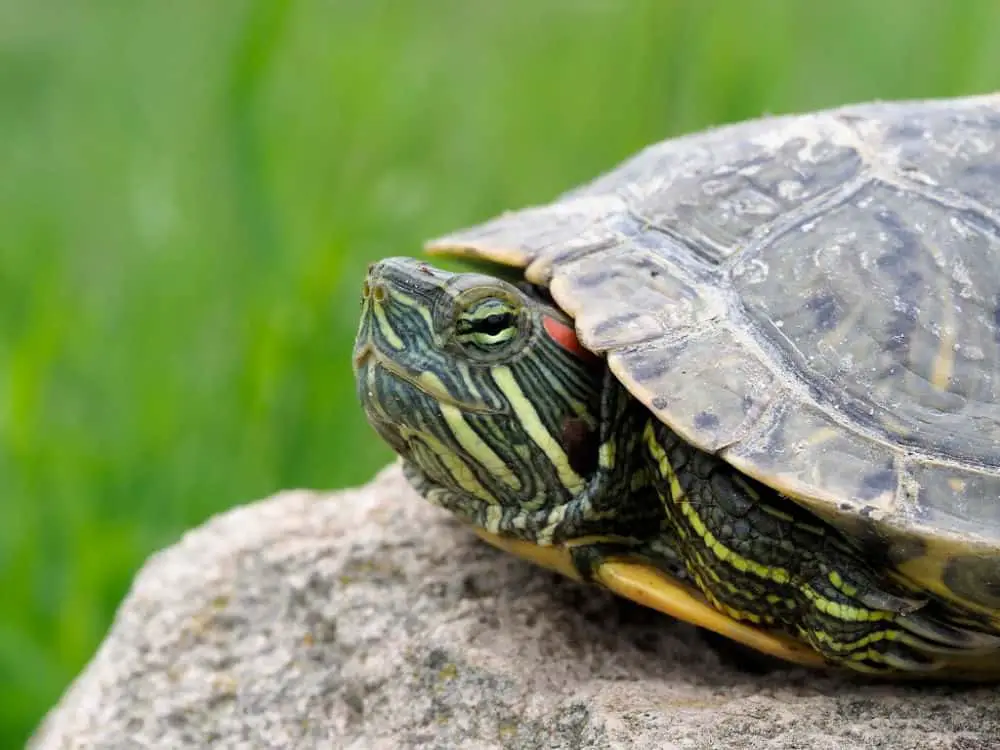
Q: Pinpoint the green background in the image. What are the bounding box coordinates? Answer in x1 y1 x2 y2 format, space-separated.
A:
4 1 1000 744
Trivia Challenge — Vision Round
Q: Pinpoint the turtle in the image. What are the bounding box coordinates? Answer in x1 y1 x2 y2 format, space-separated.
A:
352 93 1000 677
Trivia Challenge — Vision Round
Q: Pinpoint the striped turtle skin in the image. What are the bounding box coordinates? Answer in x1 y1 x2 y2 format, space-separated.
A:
353 93 1000 677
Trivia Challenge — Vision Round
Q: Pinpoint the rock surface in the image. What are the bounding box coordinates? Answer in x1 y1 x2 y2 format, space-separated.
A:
32 463 1000 750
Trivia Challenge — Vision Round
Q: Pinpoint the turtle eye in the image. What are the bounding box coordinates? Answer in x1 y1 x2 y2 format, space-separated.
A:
472 312 515 336
455 298 521 349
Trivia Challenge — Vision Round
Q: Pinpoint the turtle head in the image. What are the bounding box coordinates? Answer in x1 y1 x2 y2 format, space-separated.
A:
353 257 604 533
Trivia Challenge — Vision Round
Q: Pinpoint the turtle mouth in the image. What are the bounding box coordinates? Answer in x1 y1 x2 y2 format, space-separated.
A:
354 341 501 416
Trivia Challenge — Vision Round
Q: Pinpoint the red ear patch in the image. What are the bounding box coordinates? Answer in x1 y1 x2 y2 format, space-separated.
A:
542 315 601 367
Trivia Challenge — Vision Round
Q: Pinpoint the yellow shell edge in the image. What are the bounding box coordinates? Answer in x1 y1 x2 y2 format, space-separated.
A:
471 528 827 669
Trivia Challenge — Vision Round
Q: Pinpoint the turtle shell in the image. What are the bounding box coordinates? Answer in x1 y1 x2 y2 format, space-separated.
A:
427 93 1000 619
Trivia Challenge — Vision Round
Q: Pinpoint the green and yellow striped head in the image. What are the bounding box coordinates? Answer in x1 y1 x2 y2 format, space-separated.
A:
353 257 604 534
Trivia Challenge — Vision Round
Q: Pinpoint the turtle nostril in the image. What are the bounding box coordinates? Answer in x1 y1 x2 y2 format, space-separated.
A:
361 280 372 299
372 283 387 303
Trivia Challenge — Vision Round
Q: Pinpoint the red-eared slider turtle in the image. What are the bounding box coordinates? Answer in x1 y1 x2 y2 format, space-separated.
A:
353 93 1000 676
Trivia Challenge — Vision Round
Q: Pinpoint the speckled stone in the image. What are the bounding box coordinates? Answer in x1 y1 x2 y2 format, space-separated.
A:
31 464 1000 750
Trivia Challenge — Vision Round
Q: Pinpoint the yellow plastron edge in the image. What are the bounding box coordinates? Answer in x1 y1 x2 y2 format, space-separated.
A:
472 528 827 669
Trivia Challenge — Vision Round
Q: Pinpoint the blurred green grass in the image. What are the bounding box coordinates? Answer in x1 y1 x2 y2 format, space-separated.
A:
3 0 1000 744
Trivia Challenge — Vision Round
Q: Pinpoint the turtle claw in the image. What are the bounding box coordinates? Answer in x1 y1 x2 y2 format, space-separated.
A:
853 585 925 615
867 650 942 673
897 611 1000 653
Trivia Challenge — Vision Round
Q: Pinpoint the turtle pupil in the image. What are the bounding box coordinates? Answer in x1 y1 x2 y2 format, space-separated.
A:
473 312 514 336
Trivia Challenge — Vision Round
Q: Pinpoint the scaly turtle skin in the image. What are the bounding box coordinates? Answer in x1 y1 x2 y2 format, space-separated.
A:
353 93 1000 677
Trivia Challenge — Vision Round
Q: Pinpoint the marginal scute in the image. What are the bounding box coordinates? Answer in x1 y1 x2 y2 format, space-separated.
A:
723 400 901 526
425 194 627 273
550 235 724 352
608 328 777 453
942 555 1000 610
908 462 1000 541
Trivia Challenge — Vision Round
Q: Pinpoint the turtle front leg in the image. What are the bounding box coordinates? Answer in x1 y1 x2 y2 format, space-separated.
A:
640 420 999 673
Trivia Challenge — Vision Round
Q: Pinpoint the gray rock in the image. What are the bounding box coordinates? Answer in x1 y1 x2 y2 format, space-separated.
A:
32 463 1000 750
